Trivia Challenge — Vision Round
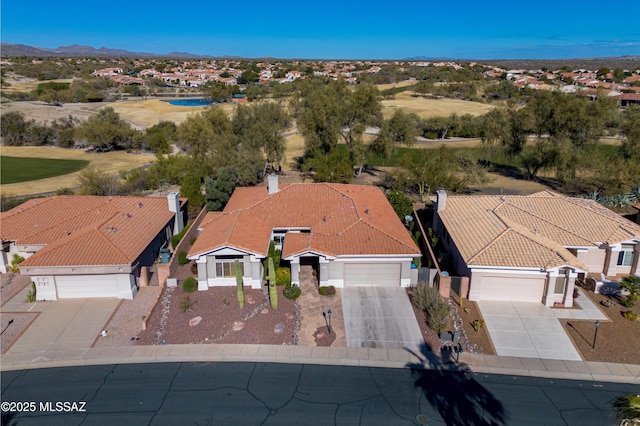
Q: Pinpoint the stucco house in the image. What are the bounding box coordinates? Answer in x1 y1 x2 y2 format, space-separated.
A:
0 193 186 300
432 190 640 307
188 176 420 291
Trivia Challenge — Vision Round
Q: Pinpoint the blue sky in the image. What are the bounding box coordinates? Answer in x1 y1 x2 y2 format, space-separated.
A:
2 1 639 59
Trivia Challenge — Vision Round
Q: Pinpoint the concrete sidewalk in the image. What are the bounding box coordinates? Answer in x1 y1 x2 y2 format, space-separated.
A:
1 343 638 384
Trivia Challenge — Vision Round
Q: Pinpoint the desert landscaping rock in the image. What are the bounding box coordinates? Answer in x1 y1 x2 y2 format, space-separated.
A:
189 316 202 327
274 323 284 334
232 321 245 331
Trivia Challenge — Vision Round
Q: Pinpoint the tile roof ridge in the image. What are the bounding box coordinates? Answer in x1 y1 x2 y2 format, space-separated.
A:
467 227 512 264
472 216 587 270
94 222 135 262
224 211 244 246
352 218 417 252
23 211 131 265
563 196 640 241
495 197 596 245
6 196 119 243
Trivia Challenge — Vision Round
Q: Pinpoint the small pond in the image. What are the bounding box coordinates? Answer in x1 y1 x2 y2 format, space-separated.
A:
164 98 220 107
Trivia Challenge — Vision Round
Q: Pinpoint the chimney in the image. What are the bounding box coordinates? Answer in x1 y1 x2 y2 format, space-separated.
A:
436 190 447 212
268 174 279 194
167 192 184 235
433 190 447 235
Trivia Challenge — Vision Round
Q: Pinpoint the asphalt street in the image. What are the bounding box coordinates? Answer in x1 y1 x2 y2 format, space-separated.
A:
1 361 636 425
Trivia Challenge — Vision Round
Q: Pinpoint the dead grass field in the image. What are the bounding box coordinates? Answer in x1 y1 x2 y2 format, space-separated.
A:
376 80 417 91
1 78 74 93
382 91 493 119
284 133 305 170
1 146 154 196
1 98 237 130
109 99 236 129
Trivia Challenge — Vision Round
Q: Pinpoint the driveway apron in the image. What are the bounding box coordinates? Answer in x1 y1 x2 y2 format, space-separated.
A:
341 287 423 351
2 286 119 360
478 301 593 361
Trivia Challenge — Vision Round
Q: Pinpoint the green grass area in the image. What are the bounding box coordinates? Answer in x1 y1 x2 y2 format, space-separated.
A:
1 156 89 184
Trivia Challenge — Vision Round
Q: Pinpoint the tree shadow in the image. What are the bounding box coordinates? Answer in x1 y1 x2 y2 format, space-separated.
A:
406 343 508 426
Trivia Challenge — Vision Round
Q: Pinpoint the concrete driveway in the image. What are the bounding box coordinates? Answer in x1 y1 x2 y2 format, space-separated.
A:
341 287 424 351
2 284 119 362
477 296 606 361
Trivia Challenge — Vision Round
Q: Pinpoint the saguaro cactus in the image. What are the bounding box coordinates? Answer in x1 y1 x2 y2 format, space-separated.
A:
235 259 244 308
268 257 277 310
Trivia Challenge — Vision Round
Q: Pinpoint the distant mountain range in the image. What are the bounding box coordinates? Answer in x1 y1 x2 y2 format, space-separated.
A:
0 43 207 58
2 43 639 65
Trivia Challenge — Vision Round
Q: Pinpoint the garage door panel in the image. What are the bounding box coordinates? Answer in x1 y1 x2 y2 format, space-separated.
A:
344 263 401 287
55 275 119 299
480 276 544 303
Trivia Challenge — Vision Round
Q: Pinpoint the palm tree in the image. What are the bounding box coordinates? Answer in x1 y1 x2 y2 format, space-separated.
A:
611 394 640 423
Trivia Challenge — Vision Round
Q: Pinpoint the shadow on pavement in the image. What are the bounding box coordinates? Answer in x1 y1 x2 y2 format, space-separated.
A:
406 343 508 426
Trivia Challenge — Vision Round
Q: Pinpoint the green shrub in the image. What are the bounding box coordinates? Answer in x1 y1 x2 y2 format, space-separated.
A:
268 258 277 309
177 251 189 266
620 275 640 300
411 282 441 311
411 283 450 333
190 236 197 245
276 267 291 286
318 285 336 296
8 254 25 273
472 319 485 332
26 281 36 303
182 276 197 293
283 284 301 300
268 241 281 265
179 295 193 313
622 311 638 321
620 298 635 308
427 301 451 334
191 262 198 275
171 224 191 249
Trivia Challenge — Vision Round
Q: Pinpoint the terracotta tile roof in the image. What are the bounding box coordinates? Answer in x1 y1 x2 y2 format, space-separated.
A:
1 196 178 268
189 210 272 257
190 183 419 259
438 193 640 270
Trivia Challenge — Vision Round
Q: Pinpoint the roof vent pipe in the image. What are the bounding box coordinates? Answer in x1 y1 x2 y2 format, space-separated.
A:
268 174 279 194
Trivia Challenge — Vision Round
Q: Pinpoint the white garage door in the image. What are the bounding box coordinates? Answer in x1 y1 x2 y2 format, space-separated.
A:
55 275 119 299
344 263 401 287
480 276 544 303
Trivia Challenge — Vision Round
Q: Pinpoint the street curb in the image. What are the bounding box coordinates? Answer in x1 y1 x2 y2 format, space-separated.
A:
1 344 639 384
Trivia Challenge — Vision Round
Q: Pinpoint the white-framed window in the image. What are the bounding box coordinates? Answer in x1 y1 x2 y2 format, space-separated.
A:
215 258 244 278
554 269 568 295
617 244 635 267
272 230 287 251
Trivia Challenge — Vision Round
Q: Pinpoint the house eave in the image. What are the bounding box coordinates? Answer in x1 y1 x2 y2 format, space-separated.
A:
188 246 263 260
20 263 136 275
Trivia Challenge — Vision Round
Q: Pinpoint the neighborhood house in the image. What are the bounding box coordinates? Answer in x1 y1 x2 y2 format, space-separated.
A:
433 190 640 307
188 176 421 290
0 194 186 300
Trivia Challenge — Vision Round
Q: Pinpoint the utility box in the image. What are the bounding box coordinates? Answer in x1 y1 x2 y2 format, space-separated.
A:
159 248 171 264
